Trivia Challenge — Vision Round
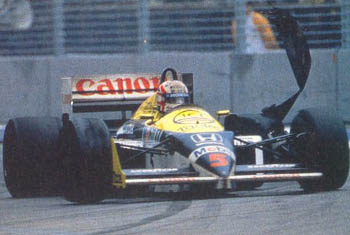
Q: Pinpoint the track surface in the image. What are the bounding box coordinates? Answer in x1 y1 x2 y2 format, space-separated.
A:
1 144 350 235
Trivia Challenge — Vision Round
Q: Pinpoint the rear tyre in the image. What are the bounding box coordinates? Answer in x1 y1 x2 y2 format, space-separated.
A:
291 107 349 191
61 118 113 204
3 117 63 198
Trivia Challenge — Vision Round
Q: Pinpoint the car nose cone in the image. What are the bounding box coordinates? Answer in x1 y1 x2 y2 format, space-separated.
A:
189 147 236 178
205 153 235 178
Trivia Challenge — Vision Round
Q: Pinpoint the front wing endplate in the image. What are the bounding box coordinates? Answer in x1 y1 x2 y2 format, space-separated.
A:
111 138 126 189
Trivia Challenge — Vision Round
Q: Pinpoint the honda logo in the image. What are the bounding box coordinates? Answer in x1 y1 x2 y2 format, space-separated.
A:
190 133 223 145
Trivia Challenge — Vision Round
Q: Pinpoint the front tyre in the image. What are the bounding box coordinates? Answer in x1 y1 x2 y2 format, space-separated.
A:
291 107 349 191
60 118 113 204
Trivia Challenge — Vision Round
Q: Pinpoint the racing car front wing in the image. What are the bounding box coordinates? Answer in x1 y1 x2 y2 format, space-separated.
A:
123 172 322 186
111 138 323 189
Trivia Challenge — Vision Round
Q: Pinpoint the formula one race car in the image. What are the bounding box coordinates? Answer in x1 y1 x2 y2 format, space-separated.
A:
2 9 349 203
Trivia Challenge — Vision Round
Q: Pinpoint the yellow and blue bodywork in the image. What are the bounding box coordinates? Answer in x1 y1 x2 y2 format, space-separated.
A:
111 93 237 189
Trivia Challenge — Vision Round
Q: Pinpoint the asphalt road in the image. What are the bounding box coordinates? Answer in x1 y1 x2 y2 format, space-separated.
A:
1 143 350 235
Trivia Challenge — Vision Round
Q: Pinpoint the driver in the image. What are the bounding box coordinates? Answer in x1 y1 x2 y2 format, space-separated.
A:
156 80 190 113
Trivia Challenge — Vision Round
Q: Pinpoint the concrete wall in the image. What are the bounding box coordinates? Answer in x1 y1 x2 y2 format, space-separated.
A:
0 49 349 124
0 59 51 119
338 50 350 122
0 52 232 123
230 49 344 122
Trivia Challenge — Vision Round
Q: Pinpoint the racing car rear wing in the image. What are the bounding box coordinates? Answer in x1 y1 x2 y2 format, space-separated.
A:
61 72 193 130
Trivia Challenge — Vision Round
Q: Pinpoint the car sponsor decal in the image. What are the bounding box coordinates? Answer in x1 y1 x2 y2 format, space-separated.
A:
189 148 236 178
117 123 135 135
190 133 224 146
247 164 296 169
114 139 144 147
176 123 222 133
72 74 161 101
234 135 262 146
209 153 229 168
173 110 214 124
142 126 163 144
75 76 159 95
128 168 179 173
189 145 234 162
235 135 263 165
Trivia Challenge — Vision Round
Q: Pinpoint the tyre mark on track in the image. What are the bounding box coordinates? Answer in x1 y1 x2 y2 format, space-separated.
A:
88 200 191 235
198 197 222 230
0 201 158 227
132 197 222 234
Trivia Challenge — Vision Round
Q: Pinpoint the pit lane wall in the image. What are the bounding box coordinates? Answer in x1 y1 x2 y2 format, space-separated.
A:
0 49 349 127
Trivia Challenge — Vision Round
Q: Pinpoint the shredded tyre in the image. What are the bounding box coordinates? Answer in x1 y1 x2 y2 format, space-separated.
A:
291 107 349 191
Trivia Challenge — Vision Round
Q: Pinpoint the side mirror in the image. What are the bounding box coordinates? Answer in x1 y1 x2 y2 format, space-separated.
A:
144 119 153 126
216 110 230 117
140 113 155 120
216 110 230 123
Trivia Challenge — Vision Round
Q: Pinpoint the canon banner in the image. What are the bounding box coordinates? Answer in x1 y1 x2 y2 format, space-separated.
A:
71 74 165 101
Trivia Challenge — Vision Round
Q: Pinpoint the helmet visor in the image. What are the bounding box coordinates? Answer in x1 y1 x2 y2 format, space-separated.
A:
164 93 190 105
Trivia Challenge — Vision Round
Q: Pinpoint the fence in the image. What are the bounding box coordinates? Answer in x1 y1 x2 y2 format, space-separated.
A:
0 0 348 56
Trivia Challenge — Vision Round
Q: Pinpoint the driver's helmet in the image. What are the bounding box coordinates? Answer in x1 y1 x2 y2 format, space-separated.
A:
156 80 190 113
